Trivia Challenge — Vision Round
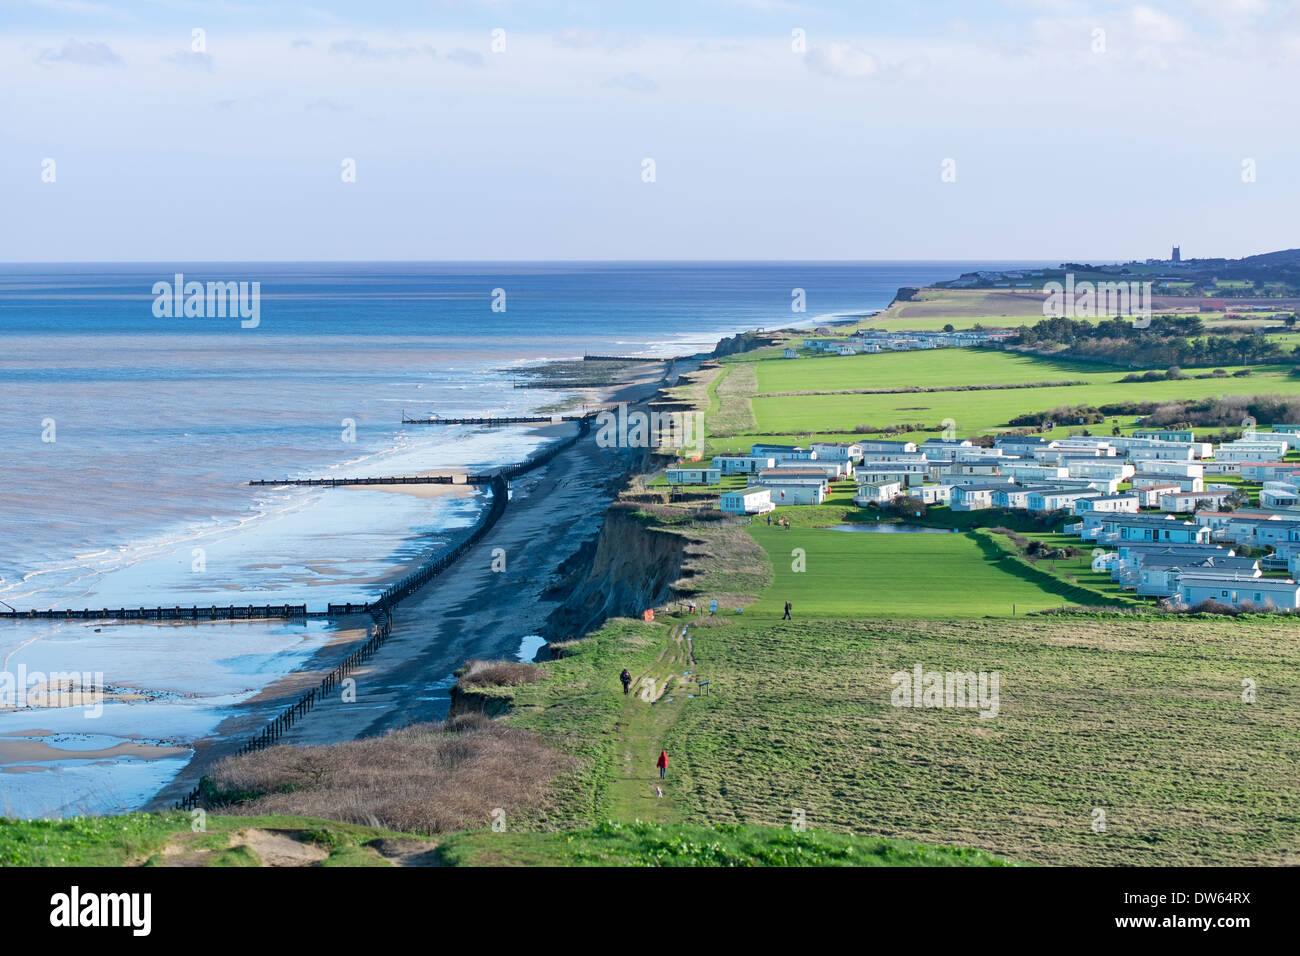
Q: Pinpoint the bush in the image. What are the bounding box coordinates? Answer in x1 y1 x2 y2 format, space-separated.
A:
457 659 545 688
206 714 568 834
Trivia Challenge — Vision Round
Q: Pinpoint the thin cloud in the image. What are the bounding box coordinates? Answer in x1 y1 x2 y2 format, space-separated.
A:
602 72 659 92
166 50 214 71
36 38 123 67
553 28 645 53
305 98 351 112
806 41 882 78
329 39 434 60
446 47 484 68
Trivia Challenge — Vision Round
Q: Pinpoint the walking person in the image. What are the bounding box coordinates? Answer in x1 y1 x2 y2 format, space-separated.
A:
657 748 668 780
620 668 632 695
783 600 792 620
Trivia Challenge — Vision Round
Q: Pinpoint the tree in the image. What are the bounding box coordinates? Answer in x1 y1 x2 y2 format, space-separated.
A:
943 323 955 333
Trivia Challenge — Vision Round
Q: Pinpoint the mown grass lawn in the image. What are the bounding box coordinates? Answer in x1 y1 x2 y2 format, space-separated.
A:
746 524 1082 618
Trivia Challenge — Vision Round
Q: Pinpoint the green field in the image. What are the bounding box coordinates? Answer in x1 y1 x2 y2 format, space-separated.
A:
499 571 1300 865
711 347 1299 444
746 524 1087 618
753 348 1097 393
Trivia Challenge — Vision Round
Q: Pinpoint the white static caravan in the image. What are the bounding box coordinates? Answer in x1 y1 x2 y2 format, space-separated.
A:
1051 475 1123 495
1133 555 1260 598
1132 473 1204 493
1135 459 1204 480
918 484 953 505
765 481 827 506
1176 572 1300 610
1025 488 1100 512
1132 483 1182 507
1002 462 1070 482
1239 462 1300 482
1260 481 1300 510
993 485 1041 510
750 443 817 463
1065 459 1134 481
775 459 852 480
950 483 1006 511
756 468 827 490
719 486 775 515
856 439 918 454
712 455 775 476
665 467 721 485
1073 493 1140 515
810 441 862 462
919 438 973 462
1160 490 1232 514
854 480 903 506
857 466 925 488
1128 443 1196 463
1215 440 1291 462
1265 425 1300 450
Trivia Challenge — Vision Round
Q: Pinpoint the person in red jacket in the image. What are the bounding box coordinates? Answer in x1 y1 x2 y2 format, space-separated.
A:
656 749 668 779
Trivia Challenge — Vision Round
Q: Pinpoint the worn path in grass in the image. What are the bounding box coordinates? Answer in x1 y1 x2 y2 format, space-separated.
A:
607 621 700 824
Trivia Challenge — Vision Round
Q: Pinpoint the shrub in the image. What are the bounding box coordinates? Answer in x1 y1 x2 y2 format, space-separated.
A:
457 659 545 688
206 714 568 834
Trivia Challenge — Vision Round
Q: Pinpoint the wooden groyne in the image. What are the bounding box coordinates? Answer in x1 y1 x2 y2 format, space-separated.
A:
175 607 396 811
400 413 593 426
0 604 310 622
583 354 674 363
248 475 490 487
173 415 597 809
6 418 594 626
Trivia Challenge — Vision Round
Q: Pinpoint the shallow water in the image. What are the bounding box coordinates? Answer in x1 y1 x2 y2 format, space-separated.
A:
0 260 1030 817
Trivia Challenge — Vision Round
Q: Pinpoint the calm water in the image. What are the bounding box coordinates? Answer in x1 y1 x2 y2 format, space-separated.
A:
0 260 1039 816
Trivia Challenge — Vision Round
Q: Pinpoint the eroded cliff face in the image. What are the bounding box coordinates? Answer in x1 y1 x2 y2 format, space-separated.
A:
542 506 686 640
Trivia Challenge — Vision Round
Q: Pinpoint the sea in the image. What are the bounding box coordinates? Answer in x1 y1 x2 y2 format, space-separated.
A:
0 260 1041 817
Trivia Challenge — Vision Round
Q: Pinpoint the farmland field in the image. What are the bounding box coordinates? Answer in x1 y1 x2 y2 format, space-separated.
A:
752 348 1099 393
710 346 1300 443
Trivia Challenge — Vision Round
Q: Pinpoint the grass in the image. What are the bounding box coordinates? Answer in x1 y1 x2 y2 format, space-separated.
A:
501 601 1300 865
434 819 1010 866
702 347 1300 455
748 365 1300 437
0 812 412 867
746 523 1102 618
753 349 1098 394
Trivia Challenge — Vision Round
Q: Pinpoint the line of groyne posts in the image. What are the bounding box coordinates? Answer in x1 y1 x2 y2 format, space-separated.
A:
173 417 592 811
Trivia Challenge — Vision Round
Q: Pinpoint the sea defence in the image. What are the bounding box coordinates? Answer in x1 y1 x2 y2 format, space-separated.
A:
0 418 591 624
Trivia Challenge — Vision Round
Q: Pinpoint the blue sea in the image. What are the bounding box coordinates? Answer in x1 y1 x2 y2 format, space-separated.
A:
0 260 1040 816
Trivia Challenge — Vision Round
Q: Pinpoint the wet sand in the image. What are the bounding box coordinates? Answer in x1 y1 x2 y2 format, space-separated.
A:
147 360 677 809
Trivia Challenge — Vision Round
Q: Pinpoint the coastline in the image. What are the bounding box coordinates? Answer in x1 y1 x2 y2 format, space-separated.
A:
145 354 682 809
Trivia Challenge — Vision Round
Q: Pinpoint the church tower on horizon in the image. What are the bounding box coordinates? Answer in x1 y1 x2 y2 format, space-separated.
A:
1171 245 1181 262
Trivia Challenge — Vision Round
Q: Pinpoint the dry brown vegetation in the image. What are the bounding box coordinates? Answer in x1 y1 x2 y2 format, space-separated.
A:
710 362 758 435
671 519 772 608
207 714 568 834
457 659 544 688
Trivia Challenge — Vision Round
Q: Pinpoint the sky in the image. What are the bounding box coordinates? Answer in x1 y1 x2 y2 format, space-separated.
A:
2 0 1299 262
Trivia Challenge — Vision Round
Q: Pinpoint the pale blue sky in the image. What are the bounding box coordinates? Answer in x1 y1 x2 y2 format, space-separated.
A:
3 0 1299 261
